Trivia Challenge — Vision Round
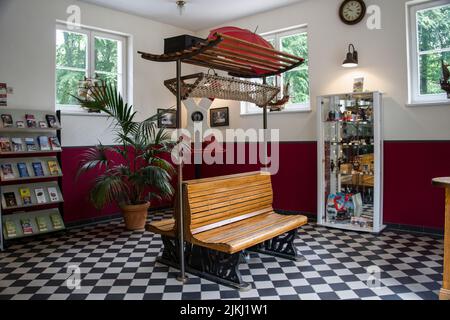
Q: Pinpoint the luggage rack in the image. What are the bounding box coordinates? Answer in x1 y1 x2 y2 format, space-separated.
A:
138 33 304 79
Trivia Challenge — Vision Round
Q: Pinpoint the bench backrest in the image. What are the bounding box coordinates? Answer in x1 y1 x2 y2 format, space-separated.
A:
183 172 274 238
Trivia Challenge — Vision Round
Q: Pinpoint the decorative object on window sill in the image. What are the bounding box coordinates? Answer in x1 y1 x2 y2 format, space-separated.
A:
441 60 450 99
342 44 359 68
176 0 187 16
268 82 291 112
77 75 105 113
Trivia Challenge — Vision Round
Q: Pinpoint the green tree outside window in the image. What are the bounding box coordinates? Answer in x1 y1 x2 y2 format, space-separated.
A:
417 4 450 95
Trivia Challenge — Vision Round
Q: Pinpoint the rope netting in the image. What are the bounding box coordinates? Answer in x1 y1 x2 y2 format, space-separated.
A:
164 73 280 107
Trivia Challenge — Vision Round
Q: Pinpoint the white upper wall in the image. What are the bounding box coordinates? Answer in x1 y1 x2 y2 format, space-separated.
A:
0 0 192 146
198 0 450 141
1 0 449 144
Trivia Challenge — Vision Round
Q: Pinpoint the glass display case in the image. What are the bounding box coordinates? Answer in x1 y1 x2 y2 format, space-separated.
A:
317 92 385 233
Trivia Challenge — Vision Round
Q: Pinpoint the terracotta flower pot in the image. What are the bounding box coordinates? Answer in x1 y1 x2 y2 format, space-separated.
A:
120 202 150 231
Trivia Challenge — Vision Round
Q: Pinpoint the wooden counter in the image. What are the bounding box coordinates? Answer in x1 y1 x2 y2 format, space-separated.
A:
432 177 450 300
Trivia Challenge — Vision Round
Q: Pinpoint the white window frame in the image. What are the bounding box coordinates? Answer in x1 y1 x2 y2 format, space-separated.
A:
407 0 449 105
55 24 128 112
241 26 310 115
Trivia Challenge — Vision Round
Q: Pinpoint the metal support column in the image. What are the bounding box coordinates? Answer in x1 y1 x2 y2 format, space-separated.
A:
262 77 268 169
262 77 268 130
0 199 3 251
175 59 187 283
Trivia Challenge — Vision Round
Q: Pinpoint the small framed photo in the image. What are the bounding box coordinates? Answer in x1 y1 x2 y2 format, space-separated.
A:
353 77 364 93
16 121 25 128
39 121 48 129
157 109 177 129
45 115 59 129
1 114 13 128
0 83 7 107
210 107 229 127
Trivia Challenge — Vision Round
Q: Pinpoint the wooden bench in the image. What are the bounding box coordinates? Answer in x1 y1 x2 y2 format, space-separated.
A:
146 171 308 289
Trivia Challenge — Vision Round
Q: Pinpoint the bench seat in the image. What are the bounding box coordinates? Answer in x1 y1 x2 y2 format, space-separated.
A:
192 211 307 254
145 172 308 290
146 210 307 254
146 218 176 237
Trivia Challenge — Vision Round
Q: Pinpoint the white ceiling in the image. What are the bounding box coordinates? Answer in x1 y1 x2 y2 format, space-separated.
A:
79 0 304 32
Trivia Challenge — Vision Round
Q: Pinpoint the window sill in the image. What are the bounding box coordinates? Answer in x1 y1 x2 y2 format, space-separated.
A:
406 100 450 107
240 109 312 117
58 108 109 117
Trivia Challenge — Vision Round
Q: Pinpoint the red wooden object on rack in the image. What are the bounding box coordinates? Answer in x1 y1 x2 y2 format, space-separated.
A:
138 30 304 79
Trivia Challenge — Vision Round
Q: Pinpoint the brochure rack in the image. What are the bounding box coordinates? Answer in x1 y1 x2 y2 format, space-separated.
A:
0 109 64 250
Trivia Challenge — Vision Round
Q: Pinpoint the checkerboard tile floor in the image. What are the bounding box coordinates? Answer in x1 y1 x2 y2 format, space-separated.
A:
0 211 443 300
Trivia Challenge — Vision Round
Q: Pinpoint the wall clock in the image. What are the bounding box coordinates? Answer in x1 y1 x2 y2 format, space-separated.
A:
339 0 366 25
191 111 204 123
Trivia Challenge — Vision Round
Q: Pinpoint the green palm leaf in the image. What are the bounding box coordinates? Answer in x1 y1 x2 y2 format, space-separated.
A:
76 82 178 209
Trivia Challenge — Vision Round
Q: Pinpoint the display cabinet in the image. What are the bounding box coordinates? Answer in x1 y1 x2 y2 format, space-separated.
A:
317 92 384 233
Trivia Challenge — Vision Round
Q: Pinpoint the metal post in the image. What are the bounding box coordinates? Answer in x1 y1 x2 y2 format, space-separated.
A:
56 110 64 222
262 77 268 169
262 77 268 130
0 199 3 251
176 59 187 283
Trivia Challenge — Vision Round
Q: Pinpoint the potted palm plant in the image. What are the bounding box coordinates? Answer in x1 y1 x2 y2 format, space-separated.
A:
76 85 176 231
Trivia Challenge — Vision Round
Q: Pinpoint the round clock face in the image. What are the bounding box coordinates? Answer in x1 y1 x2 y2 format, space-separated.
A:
340 0 366 25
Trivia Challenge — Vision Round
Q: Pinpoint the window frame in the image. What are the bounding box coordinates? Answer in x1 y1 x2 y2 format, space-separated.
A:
407 0 450 105
55 24 128 113
241 26 311 115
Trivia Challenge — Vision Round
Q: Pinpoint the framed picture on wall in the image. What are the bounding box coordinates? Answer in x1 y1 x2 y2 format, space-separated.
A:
210 107 229 127
0 83 7 107
157 109 177 129
353 77 364 93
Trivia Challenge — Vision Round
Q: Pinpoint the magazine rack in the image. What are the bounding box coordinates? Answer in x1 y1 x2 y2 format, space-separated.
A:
0 109 65 251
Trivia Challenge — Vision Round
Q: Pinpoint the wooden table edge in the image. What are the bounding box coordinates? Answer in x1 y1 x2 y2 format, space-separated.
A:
432 177 450 188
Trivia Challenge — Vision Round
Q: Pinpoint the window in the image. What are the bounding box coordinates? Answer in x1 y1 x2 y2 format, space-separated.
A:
241 26 310 114
408 0 450 104
56 25 127 111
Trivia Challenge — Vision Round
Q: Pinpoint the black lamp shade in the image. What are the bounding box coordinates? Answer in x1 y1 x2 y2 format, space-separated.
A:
342 44 358 68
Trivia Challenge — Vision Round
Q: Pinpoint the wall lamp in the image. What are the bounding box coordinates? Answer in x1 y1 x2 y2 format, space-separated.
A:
342 44 359 68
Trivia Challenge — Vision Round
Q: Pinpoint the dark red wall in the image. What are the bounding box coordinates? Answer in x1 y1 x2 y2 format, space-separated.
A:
383 141 450 229
199 142 317 214
61 141 450 229
61 147 195 223
62 147 119 223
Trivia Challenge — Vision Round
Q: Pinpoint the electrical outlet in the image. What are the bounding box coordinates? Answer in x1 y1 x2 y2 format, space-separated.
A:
6 87 13 94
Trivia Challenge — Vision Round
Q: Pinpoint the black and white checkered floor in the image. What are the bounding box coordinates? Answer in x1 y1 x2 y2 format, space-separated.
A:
0 211 444 300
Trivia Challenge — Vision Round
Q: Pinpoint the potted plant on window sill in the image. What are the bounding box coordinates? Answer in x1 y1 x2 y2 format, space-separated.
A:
75 85 176 231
